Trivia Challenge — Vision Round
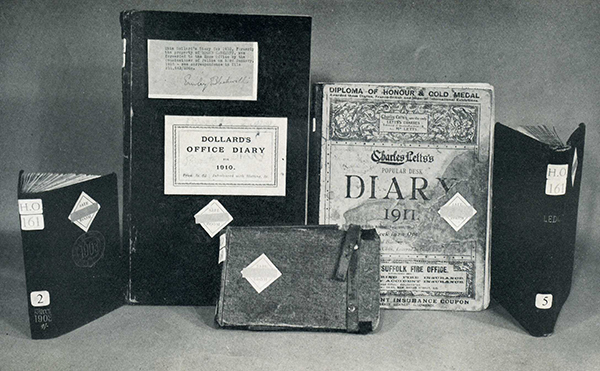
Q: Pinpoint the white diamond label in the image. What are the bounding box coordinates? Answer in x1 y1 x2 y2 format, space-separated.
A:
194 199 233 238
438 192 477 232
68 192 101 232
241 253 282 293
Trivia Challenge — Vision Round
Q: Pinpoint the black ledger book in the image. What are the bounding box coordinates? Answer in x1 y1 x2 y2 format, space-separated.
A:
18 172 123 339
491 123 585 337
121 11 312 305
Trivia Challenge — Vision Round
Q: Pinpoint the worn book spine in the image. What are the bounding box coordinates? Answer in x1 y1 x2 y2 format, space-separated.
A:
491 123 585 336
120 10 134 303
307 84 324 224
311 83 494 311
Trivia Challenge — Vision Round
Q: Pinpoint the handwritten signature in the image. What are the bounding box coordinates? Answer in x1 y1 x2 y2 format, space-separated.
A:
183 75 250 92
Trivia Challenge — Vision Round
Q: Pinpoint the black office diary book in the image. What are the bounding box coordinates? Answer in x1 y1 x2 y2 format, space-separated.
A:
492 123 585 337
18 172 123 339
121 11 312 305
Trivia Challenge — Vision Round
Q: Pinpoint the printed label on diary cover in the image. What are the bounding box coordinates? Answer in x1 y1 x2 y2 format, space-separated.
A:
30 290 50 307
68 192 100 232
545 164 568 196
318 83 493 310
380 113 428 133
18 199 43 215
241 253 282 293
194 200 233 238
18 199 44 231
147 40 258 100
165 115 287 196
535 293 553 309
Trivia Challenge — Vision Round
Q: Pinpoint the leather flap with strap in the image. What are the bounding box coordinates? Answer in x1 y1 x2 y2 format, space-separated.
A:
334 225 362 333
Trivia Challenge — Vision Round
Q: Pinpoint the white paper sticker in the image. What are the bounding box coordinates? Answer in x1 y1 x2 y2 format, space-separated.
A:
147 40 258 100
438 192 477 232
18 199 44 231
30 290 50 307
571 149 578 186
164 115 287 196
218 247 227 264
535 293 553 309
68 192 101 232
218 233 227 263
241 253 282 293
195 200 233 238
18 199 43 215
545 164 568 196
122 38 127 68
20 215 44 231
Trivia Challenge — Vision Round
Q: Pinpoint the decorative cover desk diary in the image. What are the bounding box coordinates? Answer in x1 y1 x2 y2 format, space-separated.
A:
216 225 380 333
492 123 585 336
18 172 123 339
310 83 494 311
121 10 312 305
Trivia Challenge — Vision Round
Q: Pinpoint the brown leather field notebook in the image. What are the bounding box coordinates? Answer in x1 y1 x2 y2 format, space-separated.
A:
216 225 380 333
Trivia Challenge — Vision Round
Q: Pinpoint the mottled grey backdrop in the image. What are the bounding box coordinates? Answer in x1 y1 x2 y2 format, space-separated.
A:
1 1 599 370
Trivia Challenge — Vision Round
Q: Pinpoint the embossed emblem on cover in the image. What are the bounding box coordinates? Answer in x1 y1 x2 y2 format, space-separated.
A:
241 253 282 293
194 199 233 238
72 231 105 268
68 192 100 232
437 192 477 232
